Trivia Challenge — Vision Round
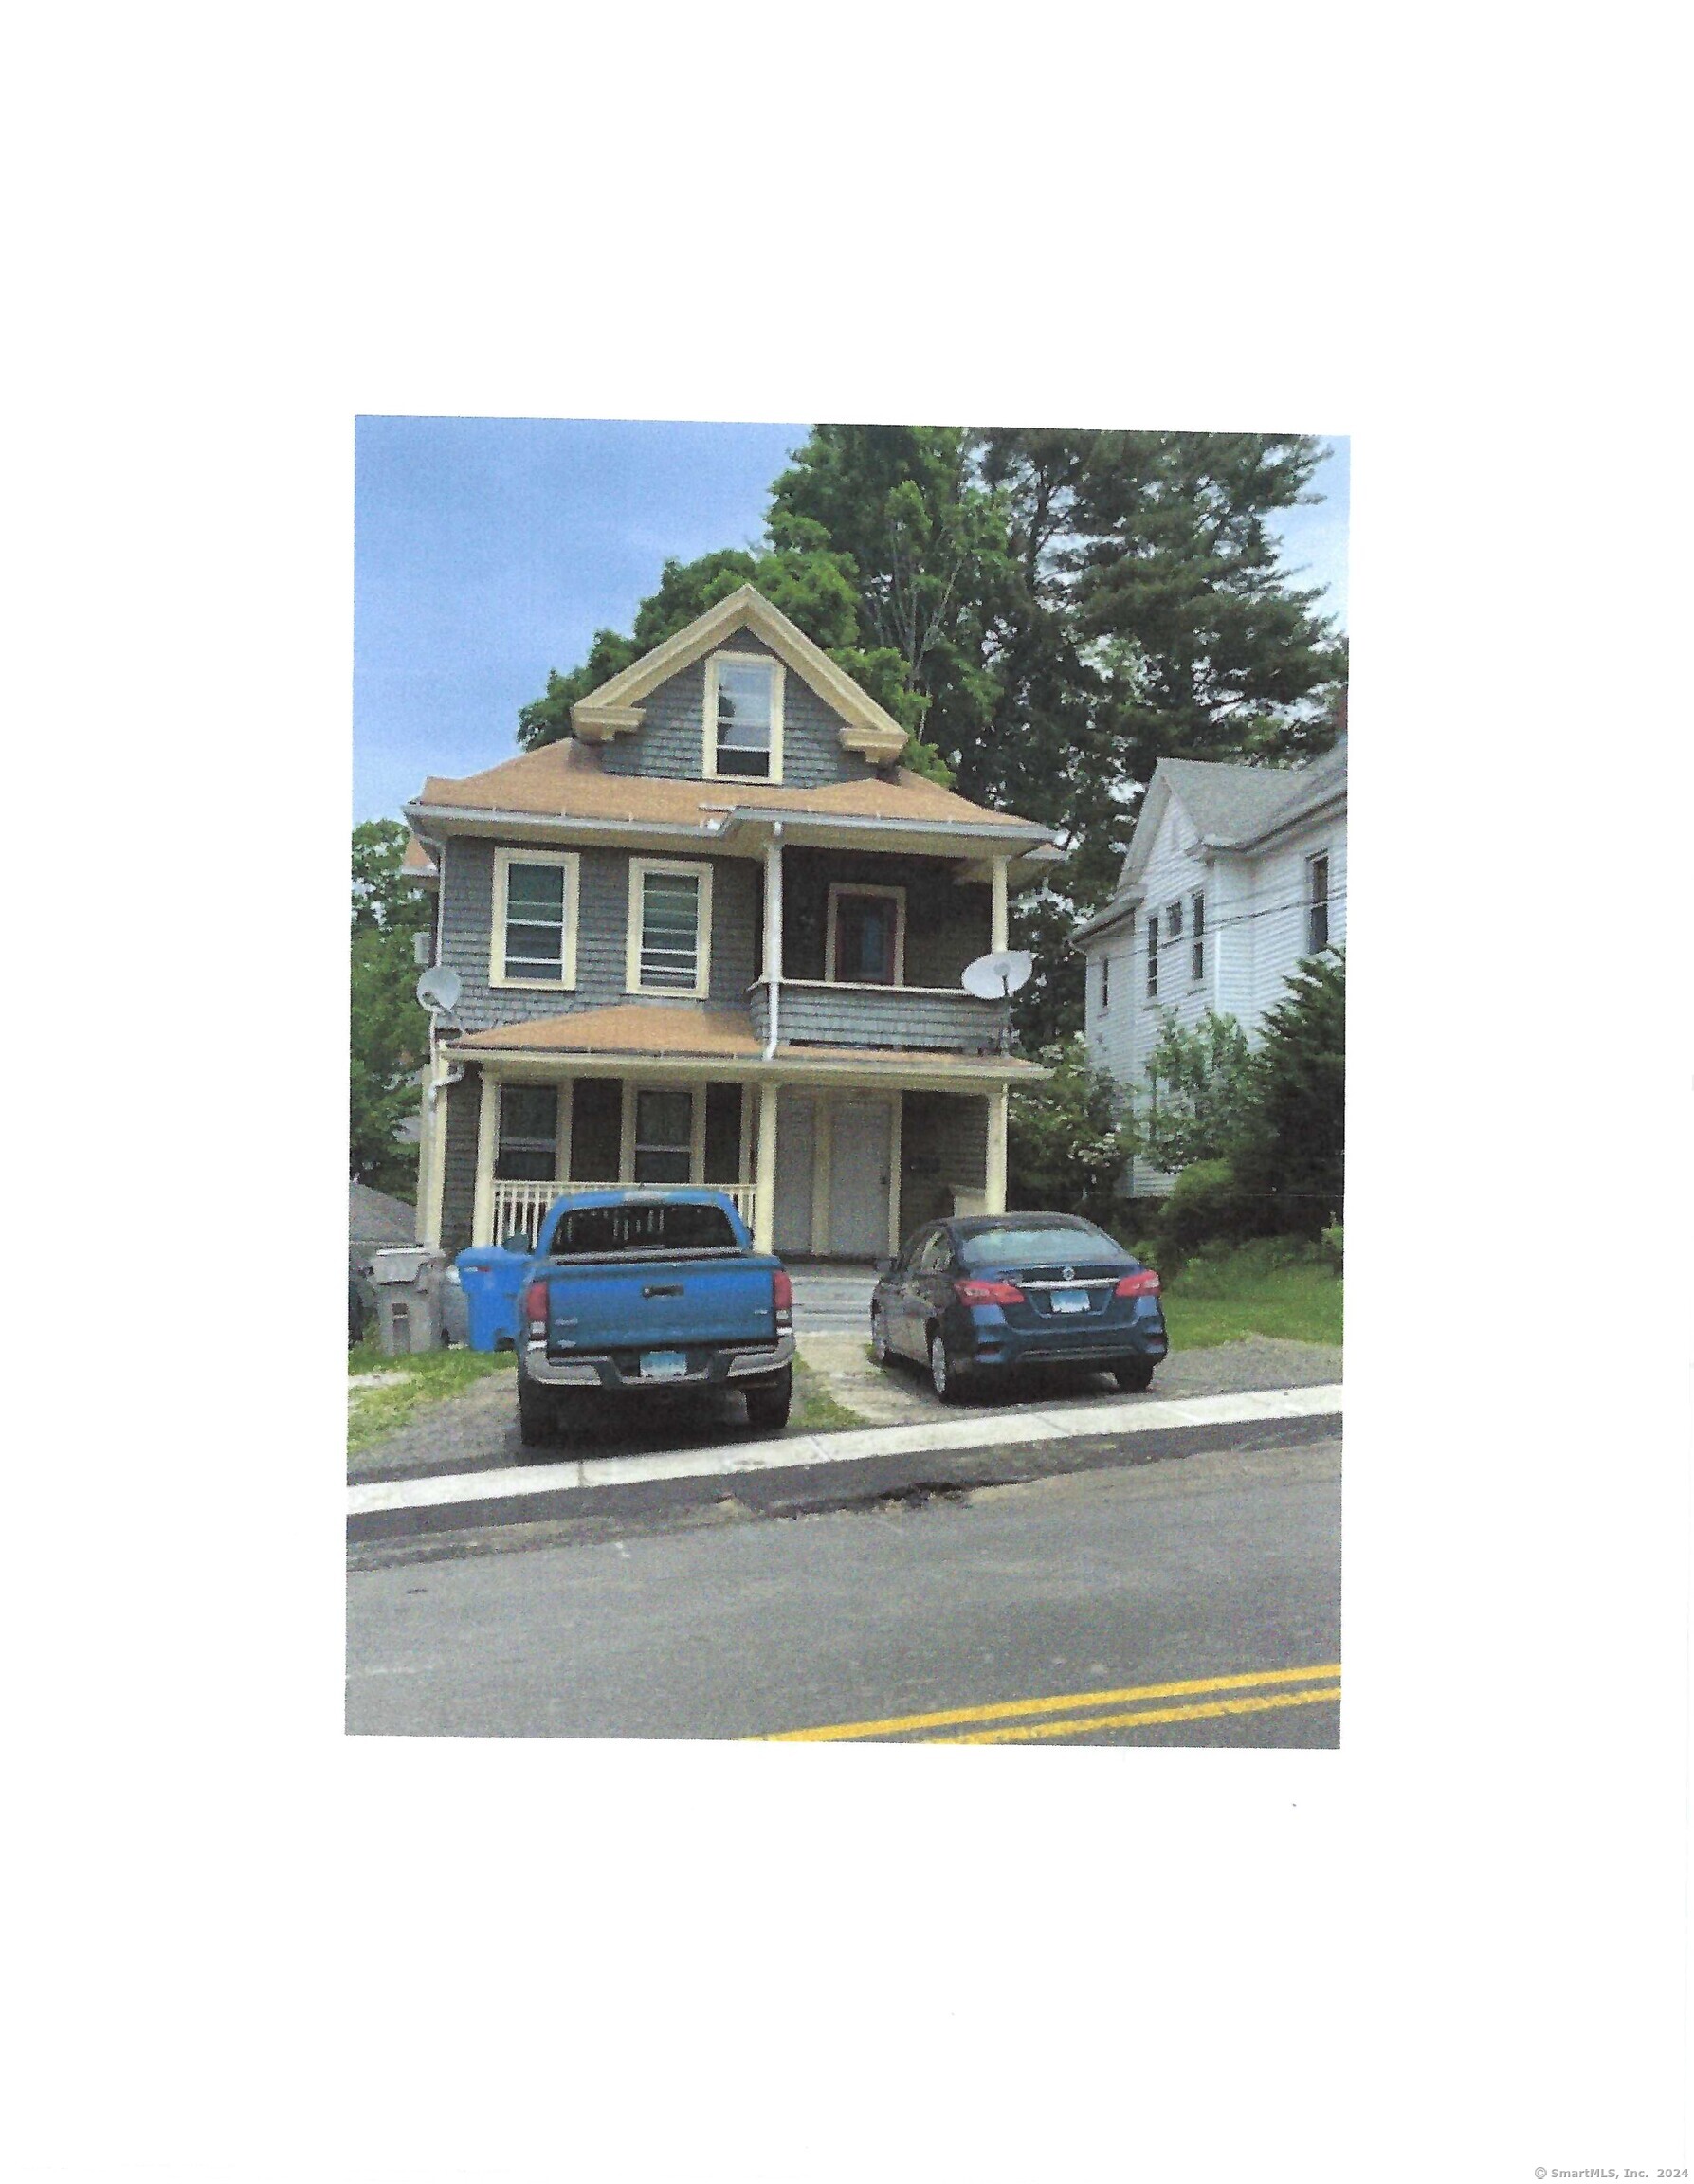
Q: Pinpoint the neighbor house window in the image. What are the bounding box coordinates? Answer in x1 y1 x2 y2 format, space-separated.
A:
631 1087 695 1184
628 858 713 996
1191 892 1205 983
827 884 905 985
1166 899 1183 942
496 1084 558 1182
704 652 783 781
1100 953 1111 1011
1307 852 1331 953
1147 913 1159 998
492 848 580 986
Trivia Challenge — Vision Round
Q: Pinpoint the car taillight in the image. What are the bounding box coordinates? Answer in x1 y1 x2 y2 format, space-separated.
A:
524 1279 549 1332
1114 1269 1161 1299
773 1266 793 1326
955 1277 1024 1306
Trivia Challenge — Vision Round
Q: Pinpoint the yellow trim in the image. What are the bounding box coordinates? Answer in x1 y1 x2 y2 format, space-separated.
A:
887 1092 903 1258
625 855 714 999
824 882 906 986
702 648 785 787
754 1082 779 1252
490 846 581 991
991 857 1009 954
571 583 908 761
471 1069 501 1246
985 1085 1009 1214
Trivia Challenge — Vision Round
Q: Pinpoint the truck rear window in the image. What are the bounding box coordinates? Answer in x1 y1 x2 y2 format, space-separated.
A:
548 1201 742 1257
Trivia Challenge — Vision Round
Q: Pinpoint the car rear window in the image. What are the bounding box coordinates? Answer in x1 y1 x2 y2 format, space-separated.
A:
957 1224 1122 1267
548 1201 741 1257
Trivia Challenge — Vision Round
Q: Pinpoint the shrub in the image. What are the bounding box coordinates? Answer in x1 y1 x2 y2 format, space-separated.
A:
1008 1037 1138 1230
1320 1221 1343 1274
1230 952 1345 1239
1152 1157 1252 1267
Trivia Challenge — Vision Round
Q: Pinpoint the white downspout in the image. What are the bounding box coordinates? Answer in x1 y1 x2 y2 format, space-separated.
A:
762 822 784 1061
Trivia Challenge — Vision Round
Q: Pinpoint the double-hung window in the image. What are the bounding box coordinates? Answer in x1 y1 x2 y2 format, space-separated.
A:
493 849 579 986
628 858 713 997
1146 913 1159 999
1100 953 1111 1011
496 1085 558 1182
1307 852 1331 954
1191 892 1205 984
631 1088 694 1184
705 652 783 780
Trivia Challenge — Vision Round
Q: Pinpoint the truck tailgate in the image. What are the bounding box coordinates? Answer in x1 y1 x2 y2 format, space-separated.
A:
542 1257 777 1356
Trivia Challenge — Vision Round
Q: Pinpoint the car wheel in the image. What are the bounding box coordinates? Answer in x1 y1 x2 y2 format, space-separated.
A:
1113 1360 1155 1393
517 1360 557 1448
744 1366 792 1432
929 1330 966 1405
869 1308 891 1367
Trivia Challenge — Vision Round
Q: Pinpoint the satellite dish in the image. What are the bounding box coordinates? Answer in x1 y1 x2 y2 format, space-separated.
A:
415 965 463 1015
961 950 1033 999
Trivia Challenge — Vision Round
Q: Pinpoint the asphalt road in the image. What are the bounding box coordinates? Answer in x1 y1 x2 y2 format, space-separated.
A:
346 1429 1341 1744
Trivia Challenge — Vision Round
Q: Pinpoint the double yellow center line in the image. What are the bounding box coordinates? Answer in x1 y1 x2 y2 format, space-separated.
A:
753 1663 1341 1745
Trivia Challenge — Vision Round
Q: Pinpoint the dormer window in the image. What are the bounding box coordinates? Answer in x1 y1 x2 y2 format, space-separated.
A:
704 652 784 782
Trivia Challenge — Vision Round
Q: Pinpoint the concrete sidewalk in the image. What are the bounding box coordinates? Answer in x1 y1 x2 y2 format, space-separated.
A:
349 1380 1342 1520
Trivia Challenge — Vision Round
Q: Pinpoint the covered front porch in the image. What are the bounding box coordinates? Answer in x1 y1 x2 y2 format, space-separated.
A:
426 1051 1036 1259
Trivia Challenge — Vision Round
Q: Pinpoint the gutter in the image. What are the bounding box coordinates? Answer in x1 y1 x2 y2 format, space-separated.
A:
403 798 1054 854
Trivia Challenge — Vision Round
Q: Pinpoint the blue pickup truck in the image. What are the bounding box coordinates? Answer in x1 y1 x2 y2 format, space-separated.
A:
461 1190 795 1448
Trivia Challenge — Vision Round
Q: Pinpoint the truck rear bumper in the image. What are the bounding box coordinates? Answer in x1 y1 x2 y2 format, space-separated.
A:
522 1332 794 1391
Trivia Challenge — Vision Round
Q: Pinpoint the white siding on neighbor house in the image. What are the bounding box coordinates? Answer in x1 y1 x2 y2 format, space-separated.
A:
1081 778 1347 1200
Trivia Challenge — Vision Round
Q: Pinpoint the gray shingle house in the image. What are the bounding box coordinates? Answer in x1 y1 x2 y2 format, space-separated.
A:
402 586 1057 1258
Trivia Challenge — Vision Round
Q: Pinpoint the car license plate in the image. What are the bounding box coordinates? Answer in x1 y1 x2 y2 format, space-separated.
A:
1050 1288 1089 1314
641 1350 688 1380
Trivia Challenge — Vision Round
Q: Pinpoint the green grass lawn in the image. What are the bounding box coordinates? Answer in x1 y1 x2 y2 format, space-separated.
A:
347 1339 516 1453
1158 1251 1343 1351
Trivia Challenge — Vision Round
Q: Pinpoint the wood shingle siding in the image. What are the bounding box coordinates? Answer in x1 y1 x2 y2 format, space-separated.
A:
597 632 870 789
898 1091 989 1240
762 985 1006 1053
439 1070 481 1257
440 840 758 1031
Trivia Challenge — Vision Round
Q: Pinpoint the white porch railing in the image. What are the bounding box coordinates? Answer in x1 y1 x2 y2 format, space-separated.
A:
490 1178 758 1248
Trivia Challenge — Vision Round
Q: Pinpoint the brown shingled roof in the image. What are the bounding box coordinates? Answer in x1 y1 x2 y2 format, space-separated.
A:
452 1002 763 1059
415 736 1035 831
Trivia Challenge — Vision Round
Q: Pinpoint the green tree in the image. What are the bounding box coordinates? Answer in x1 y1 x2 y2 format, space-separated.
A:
1006 1038 1138 1229
1141 1009 1255 1172
350 819 432 1194
1230 951 1346 1236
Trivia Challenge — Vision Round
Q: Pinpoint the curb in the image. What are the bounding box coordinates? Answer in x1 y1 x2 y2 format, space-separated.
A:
348 1382 1342 1523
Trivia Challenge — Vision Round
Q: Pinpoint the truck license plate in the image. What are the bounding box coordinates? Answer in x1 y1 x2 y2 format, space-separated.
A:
1050 1288 1089 1314
641 1350 688 1380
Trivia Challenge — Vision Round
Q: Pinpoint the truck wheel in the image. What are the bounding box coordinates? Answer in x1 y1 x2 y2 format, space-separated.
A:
1113 1360 1155 1392
744 1368 792 1432
517 1363 557 1448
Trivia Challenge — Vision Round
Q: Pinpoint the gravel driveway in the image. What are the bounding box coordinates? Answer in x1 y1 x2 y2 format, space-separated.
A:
347 1332 1341 1483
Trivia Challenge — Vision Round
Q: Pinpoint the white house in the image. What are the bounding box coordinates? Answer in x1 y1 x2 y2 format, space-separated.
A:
1076 736 1347 1197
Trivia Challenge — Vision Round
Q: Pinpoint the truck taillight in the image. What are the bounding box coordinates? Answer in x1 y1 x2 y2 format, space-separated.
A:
1115 1269 1161 1299
523 1279 549 1332
955 1277 1024 1306
773 1266 793 1327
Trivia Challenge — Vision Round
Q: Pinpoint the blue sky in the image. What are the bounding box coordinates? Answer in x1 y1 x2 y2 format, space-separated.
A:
354 421 1349 823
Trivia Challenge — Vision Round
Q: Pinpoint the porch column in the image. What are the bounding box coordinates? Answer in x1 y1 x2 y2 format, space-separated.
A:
984 1084 1009 1214
762 828 784 1054
991 856 1009 954
471 1068 500 1246
754 1081 779 1253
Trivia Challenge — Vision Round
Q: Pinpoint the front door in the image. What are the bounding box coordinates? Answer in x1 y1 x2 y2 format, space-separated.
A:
828 1099 891 1259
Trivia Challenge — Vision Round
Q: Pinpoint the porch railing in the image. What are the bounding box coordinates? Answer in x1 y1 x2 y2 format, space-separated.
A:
490 1178 758 1249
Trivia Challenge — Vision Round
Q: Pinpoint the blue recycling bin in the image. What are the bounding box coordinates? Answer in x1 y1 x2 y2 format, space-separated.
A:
455 1242 533 1352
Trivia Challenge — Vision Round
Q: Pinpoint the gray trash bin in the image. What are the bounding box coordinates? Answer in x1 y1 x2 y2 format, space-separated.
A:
371 1247 447 1356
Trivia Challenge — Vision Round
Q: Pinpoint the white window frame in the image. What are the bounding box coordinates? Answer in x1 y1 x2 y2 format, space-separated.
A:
1190 891 1205 985
702 649 785 785
626 856 714 998
491 847 581 989
1146 912 1159 1000
1166 898 1183 942
824 882 907 987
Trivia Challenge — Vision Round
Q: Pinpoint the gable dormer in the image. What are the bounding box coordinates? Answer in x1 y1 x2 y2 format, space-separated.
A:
572 584 908 790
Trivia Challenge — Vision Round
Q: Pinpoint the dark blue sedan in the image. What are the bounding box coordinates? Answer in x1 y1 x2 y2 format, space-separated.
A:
870 1213 1168 1403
